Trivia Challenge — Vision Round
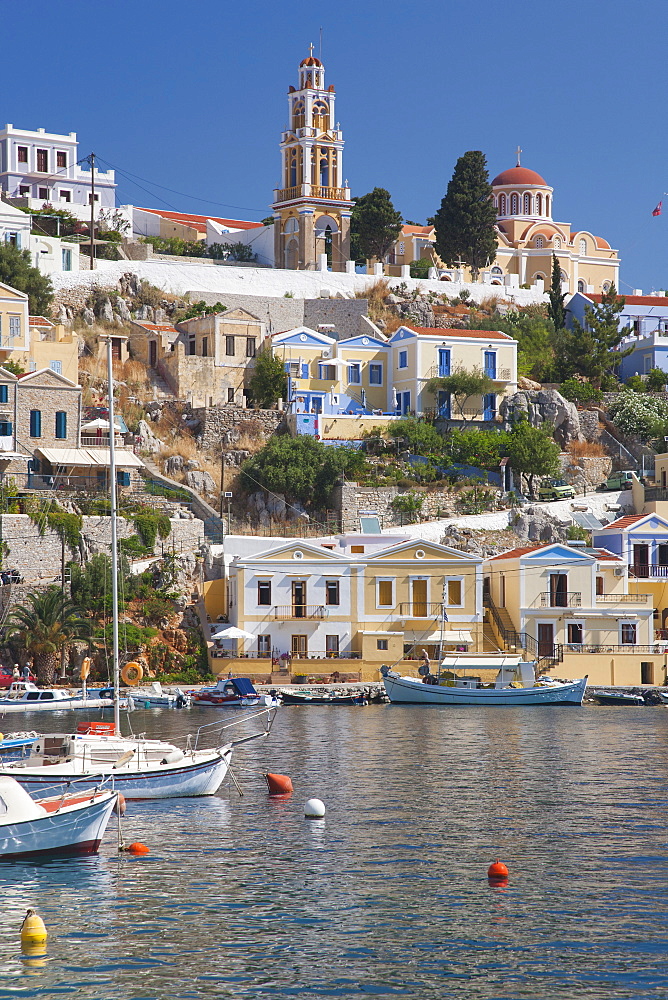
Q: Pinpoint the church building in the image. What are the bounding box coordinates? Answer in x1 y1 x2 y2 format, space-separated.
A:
272 50 353 271
489 153 620 294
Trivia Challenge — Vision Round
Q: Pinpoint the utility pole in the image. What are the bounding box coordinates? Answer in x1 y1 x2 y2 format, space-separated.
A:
89 152 96 270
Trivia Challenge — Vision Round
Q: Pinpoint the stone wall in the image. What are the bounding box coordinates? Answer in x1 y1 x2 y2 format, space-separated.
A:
560 454 612 491
335 482 463 532
193 292 369 341
193 405 285 452
2 514 204 585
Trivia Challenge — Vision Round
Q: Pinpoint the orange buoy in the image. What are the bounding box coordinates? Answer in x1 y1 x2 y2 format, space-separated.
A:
127 842 150 855
488 860 509 880
266 772 293 795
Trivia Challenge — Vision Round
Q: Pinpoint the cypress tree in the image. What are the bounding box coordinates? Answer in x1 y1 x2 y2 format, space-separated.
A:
433 151 497 279
350 188 403 263
548 254 566 330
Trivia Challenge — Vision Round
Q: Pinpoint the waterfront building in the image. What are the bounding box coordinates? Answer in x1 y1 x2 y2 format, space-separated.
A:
271 50 353 271
484 542 659 686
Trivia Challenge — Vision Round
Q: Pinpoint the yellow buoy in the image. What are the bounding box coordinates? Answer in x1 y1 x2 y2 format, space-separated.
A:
20 909 47 949
21 940 48 971
80 657 91 681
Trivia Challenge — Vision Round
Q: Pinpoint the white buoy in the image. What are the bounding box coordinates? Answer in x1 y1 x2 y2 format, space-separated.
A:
304 797 326 818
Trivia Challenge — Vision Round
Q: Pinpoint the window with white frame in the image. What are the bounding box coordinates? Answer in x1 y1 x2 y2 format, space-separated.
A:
60 190 71 202
579 238 587 255
376 578 394 608
257 580 272 606
523 193 531 214
445 578 463 606
369 363 383 385
325 580 340 606
553 237 561 249
567 622 584 645
620 622 637 645
8 316 20 340
398 242 405 254
348 363 361 384
398 350 408 369
535 236 544 249
49 360 62 374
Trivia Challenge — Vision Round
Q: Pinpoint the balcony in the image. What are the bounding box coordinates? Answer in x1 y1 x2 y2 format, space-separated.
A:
426 365 512 382
272 605 327 620
629 564 668 578
539 592 582 608
595 593 652 603
274 185 348 203
398 603 448 618
81 435 125 448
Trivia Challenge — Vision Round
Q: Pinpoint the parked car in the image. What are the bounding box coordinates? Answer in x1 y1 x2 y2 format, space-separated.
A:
603 470 635 491
538 479 576 501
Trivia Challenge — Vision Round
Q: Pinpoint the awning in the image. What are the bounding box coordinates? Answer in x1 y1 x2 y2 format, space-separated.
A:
442 630 473 644
36 447 144 469
409 630 474 644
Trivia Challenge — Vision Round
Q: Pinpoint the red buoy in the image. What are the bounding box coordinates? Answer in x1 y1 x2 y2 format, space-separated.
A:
127 842 150 855
488 859 509 880
266 772 293 796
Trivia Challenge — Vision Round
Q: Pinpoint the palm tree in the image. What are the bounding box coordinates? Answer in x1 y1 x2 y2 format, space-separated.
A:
6 587 92 686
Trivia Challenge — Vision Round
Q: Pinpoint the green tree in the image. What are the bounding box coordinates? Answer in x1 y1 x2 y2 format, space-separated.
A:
208 242 257 262
0 359 25 377
646 368 668 392
504 419 561 498
433 151 497 279
0 242 53 315
548 254 566 331
6 587 92 685
386 417 444 454
409 257 432 279
247 350 287 408
426 366 495 427
240 436 366 506
447 427 506 469
468 305 555 381
350 188 403 263
559 378 603 405
607 391 668 441
180 300 227 321
557 285 631 386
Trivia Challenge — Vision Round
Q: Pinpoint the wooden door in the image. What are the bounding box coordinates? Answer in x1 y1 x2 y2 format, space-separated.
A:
149 341 157 367
412 579 428 617
291 634 307 657
292 581 306 618
538 623 554 658
549 574 567 607
633 544 649 577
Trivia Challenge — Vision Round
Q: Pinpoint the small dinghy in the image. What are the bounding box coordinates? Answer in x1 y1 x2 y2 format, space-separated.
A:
594 691 646 706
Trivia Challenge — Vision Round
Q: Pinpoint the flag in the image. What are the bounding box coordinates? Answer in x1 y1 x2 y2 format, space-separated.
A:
653 201 662 217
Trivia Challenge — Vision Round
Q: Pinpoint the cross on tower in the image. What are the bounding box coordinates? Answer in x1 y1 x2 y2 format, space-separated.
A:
309 42 314 57
515 145 523 167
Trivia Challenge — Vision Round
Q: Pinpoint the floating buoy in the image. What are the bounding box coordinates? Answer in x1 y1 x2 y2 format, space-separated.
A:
488 860 509 881
127 842 150 855
304 797 326 818
266 772 293 796
20 909 47 949
113 793 126 816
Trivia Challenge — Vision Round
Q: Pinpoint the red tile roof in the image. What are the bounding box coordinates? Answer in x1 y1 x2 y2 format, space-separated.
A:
590 548 622 561
130 321 177 333
587 293 668 306
404 326 513 341
401 224 434 236
488 545 545 560
492 166 548 187
137 207 263 234
599 514 646 530
29 316 54 327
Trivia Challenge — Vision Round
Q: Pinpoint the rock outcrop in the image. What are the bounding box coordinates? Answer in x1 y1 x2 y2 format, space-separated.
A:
499 388 581 447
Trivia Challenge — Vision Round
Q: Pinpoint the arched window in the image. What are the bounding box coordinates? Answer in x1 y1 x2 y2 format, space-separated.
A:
535 236 544 249
491 266 503 274
510 193 519 215
536 193 543 215
523 193 531 214
312 101 328 130
288 149 298 187
319 151 329 187
553 236 561 249
560 269 568 282
293 101 305 129
579 238 587 256
498 194 506 215
545 195 550 216
283 217 299 234
577 279 586 293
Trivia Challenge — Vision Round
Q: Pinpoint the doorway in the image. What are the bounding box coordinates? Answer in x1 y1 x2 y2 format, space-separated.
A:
633 543 649 577
292 581 306 618
538 623 554 657
412 579 427 617
149 341 157 367
291 635 307 657
549 573 568 607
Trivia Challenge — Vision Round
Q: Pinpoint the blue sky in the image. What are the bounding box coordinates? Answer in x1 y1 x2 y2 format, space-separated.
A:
7 0 667 292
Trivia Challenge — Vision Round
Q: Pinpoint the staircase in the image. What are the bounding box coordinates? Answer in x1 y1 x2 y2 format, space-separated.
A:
147 369 175 400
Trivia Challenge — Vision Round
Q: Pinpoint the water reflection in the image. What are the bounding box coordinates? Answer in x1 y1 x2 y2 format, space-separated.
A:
0 706 666 996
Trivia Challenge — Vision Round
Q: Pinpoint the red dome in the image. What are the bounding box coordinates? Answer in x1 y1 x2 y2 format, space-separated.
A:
300 56 323 67
492 166 548 187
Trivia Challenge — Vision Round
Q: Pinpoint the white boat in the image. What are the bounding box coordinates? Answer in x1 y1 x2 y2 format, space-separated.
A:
130 682 190 708
0 775 117 858
191 677 278 709
0 682 92 713
381 655 587 706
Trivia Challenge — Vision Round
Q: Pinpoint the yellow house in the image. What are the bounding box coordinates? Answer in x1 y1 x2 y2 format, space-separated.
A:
0 282 29 357
389 325 517 420
218 532 483 681
484 542 662 686
27 317 78 382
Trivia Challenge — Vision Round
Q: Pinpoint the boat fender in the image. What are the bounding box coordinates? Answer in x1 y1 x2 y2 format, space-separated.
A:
113 793 126 816
121 662 143 686
160 749 184 765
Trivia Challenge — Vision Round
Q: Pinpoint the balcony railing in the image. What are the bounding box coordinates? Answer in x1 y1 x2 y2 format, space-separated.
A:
81 435 124 448
426 365 512 382
275 185 348 203
595 593 652 603
561 644 659 654
272 605 327 620
398 603 449 618
539 592 582 608
629 564 668 578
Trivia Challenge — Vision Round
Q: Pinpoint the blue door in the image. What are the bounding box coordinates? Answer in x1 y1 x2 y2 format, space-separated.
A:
401 391 411 415
437 390 451 418
484 351 497 379
483 393 496 421
438 349 451 377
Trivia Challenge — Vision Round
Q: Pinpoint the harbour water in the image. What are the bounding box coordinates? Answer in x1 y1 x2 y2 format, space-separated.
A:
0 704 667 999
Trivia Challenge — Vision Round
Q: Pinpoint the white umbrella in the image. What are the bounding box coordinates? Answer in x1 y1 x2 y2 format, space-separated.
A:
211 626 255 641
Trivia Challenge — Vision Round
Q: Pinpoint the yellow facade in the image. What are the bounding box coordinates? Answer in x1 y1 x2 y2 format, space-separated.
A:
0 282 29 355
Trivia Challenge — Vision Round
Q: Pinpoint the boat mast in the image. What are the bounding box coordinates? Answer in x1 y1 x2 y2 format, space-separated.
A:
105 338 121 736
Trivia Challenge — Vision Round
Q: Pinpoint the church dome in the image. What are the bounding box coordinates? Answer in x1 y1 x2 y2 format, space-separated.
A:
492 166 548 187
300 55 323 67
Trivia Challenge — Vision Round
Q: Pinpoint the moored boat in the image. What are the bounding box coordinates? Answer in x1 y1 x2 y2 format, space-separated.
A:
594 691 646 706
279 689 366 706
0 681 93 713
0 775 117 858
381 654 587 706
191 677 279 709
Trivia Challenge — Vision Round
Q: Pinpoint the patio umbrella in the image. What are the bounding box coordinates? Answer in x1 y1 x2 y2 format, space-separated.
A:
210 626 256 641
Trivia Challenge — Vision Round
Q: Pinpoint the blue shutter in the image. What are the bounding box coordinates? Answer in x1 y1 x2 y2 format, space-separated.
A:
283 362 291 372
117 470 131 487
29 410 41 438
484 351 497 379
438 349 450 376
55 411 67 439
301 362 309 378
0 422 12 437
0 385 7 403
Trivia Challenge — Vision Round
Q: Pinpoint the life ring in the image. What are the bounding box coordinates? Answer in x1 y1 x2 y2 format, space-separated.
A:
121 662 143 686
80 657 91 681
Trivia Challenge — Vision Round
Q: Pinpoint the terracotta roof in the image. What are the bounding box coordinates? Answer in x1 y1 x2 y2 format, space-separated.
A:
137 207 263 233
488 545 545 560
590 548 622 561
401 225 434 236
403 326 513 341
594 236 611 250
492 166 548 187
29 316 54 327
130 321 177 333
300 55 323 67
587 293 668 307
599 514 646 530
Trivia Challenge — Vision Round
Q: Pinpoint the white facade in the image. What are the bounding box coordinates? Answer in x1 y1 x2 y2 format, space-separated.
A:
0 198 79 274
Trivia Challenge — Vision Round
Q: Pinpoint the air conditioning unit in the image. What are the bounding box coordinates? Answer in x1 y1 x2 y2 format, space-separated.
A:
614 567 625 577
321 349 331 359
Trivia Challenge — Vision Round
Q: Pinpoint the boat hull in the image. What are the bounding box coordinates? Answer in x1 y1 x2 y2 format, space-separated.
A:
0 793 116 859
1 749 231 800
383 673 587 706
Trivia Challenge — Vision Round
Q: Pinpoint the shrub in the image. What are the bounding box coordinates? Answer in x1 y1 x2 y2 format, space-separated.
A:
607 392 668 441
560 378 603 405
390 491 424 522
409 258 431 279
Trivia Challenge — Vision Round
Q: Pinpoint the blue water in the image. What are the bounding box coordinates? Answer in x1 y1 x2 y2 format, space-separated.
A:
0 704 666 999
